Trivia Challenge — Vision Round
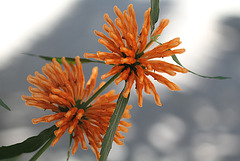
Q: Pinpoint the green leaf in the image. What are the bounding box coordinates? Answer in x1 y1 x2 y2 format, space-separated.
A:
150 0 160 34
0 125 57 159
23 53 104 64
29 135 56 161
99 84 130 161
171 55 231 79
0 98 11 111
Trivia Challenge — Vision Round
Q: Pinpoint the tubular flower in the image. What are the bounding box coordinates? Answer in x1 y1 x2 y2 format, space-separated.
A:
84 4 188 107
22 56 132 160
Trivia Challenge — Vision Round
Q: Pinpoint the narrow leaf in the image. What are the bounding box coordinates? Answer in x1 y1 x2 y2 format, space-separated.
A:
150 0 160 34
0 98 11 111
99 84 130 161
172 55 231 79
22 53 103 64
0 125 57 159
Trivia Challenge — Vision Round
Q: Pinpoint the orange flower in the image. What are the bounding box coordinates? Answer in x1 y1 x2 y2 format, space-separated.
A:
84 4 188 107
22 56 131 160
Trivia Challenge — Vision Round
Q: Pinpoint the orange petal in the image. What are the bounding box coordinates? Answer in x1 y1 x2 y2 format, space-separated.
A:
101 65 124 80
120 46 135 57
145 70 181 91
115 67 130 85
144 76 162 106
65 107 78 118
104 13 122 41
121 57 136 64
127 4 138 40
152 19 170 37
76 109 85 120
135 76 144 107
123 71 135 98
72 135 80 155
82 67 98 101
68 118 79 134
84 53 103 61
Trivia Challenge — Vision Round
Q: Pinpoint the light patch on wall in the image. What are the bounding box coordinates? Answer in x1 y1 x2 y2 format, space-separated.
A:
0 0 80 70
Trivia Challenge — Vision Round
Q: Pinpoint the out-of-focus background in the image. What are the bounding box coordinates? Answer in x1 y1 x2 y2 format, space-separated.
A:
0 0 240 161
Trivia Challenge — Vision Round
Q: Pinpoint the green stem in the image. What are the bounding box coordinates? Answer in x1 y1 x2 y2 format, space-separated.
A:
82 72 120 109
29 135 56 161
67 133 73 161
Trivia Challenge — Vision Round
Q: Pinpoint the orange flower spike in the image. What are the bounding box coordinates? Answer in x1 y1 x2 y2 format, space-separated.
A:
22 57 131 159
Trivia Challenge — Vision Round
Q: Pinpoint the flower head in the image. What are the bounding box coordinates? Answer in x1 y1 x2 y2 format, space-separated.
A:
22 56 131 160
84 4 188 107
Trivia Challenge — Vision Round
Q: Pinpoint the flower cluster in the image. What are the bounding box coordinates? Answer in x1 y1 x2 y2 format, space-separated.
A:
22 56 131 160
21 3 189 161
84 4 188 107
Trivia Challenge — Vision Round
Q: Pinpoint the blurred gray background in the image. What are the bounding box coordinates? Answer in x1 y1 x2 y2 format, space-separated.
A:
0 0 240 161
